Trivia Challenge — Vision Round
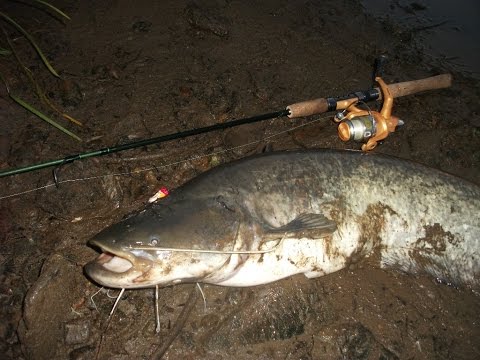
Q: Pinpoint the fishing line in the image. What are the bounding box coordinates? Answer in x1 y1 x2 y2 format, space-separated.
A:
151 285 198 359
196 283 207 312
109 288 125 316
132 232 288 256
0 115 329 200
131 246 280 255
94 287 126 360
89 286 104 311
106 289 122 299
155 285 161 333
131 237 284 255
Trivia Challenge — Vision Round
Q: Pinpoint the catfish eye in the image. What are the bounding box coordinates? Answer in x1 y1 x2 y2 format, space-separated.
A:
216 195 235 212
150 238 159 246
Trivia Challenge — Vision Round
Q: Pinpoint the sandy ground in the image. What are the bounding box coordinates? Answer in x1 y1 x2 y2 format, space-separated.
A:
0 0 479 359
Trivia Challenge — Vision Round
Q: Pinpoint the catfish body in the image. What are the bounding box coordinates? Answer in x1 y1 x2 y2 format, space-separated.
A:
85 150 480 291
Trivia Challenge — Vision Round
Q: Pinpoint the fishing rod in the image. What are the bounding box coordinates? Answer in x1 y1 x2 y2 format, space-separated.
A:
0 73 452 178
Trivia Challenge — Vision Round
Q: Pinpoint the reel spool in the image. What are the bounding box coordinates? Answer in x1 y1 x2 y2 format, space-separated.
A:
334 77 403 151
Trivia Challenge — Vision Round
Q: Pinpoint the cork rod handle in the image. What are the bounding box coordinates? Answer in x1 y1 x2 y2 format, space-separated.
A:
287 74 452 118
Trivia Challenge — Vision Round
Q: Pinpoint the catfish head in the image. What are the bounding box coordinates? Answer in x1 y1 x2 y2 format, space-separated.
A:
84 196 242 289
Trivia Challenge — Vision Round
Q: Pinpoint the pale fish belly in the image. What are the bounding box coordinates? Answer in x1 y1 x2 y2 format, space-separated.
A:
215 237 350 287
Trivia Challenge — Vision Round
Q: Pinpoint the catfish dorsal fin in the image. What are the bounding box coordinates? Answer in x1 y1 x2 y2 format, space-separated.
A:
266 213 337 239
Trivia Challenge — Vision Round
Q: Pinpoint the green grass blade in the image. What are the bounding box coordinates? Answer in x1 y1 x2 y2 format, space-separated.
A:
0 11 60 77
33 0 71 21
0 47 11 55
10 94 82 141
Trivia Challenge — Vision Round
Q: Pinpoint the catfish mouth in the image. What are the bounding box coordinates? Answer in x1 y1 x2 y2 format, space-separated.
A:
84 239 154 288
94 251 133 273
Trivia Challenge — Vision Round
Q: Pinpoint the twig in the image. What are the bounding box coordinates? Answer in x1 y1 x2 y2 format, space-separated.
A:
151 285 198 359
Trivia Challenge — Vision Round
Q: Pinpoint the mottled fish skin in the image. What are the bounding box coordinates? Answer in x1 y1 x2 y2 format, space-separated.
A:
84 149 480 291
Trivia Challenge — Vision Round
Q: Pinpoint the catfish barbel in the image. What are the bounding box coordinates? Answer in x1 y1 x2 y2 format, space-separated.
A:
85 149 479 291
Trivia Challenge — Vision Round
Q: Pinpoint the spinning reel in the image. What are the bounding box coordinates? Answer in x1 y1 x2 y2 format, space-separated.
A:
333 77 403 152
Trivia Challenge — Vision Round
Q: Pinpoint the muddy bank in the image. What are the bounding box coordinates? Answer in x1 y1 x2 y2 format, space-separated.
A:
1 0 479 359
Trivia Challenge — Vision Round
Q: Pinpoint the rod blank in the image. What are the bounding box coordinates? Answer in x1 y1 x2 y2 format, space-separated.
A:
0 74 452 178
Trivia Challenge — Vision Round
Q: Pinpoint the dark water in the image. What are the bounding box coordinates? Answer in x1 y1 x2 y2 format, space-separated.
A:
362 0 480 79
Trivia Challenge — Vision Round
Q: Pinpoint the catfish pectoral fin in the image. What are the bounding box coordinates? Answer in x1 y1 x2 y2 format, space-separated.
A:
266 213 337 239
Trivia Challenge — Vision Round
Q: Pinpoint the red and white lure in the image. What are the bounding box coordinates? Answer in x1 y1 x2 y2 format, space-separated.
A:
148 186 170 203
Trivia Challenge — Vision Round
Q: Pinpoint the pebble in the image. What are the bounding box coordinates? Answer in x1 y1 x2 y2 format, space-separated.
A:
64 321 90 345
